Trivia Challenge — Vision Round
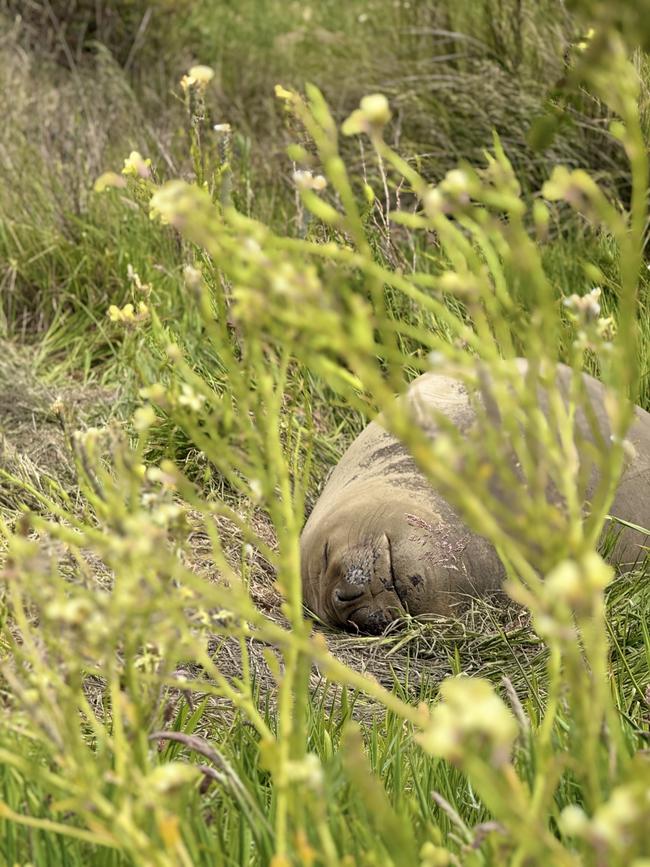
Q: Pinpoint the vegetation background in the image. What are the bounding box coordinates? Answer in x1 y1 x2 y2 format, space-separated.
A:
1 0 649 865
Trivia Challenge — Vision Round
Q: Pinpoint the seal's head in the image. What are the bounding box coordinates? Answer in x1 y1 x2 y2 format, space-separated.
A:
300 499 461 634
310 532 404 633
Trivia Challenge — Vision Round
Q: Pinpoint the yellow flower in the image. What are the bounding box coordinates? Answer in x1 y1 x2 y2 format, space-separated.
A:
121 151 152 179
146 763 200 796
107 301 150 326
149 180 196 226
342 93 391 136
418 676 518 766
292 170 327 191
94 171 127 192
359 93 391 125
133 405 157 432
189 64 214 84
559 805 589 837
274 83 295 101
181 64 215 92
140 383 167 403
575 27 595 52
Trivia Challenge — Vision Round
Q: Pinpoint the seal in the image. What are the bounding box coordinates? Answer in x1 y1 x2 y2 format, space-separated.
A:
300 360 650 633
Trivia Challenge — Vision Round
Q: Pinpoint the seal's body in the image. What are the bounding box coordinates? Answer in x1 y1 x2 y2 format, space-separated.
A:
300 361 650 633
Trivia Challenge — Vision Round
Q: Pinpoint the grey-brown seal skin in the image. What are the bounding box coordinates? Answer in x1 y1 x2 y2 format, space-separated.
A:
300 360 650 634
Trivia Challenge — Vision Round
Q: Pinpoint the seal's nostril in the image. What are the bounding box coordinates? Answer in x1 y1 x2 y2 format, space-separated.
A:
334 585 365 605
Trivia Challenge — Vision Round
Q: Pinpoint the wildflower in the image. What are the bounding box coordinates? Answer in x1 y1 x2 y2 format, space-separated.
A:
542 553 612 619
150 181 219 248
591 784 644 849
563 287 601 322
146 762 201 796
127 264 152 295
544 560 584 606
140 383 168 403
563 287 616 350
533 199 550 239
183 264 203 292
111 302 133 322
213 123 232 134
189 65 214 84
133 405 157 432
94 171 127 192
49 398 65 416
559 804 589 837
427 351 447 369
441 169 471 198
420 842 451 867
541 165 573 201
269 261 322 301
542 166 602 215
121 151 152 179
293 170 328 191
359 93 391 125
342 93 391 136
177 383 205 412
285 754 324 789
575 27 595 52
150 180 195 226
422 187 445 217
107 302 149 326
44 598 93 626
417 676 518 766
151 503 184 528
180 65 214 92
274 83 295 101
74 427 105 448
249 478 263 503
147 463 179 489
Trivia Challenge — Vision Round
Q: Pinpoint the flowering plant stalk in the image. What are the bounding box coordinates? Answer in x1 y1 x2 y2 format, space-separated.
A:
1 20 649 867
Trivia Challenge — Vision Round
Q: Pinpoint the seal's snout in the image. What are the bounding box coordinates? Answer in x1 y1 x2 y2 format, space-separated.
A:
326 537 405 634
330 561 370 621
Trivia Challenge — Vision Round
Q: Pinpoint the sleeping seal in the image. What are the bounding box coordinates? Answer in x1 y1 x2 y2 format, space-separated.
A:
300 360 650 633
